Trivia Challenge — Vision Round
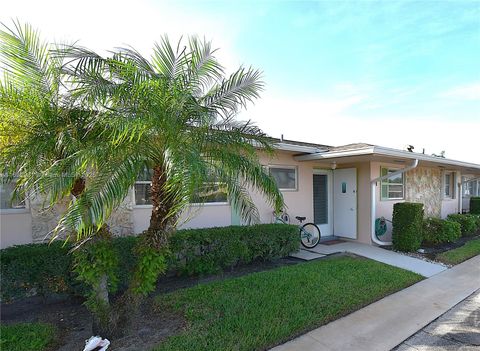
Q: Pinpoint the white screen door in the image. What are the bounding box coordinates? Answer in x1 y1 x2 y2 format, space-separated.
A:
333 168 357 239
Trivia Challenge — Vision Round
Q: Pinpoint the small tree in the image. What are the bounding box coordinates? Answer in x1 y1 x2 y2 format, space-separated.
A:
2 22 284 338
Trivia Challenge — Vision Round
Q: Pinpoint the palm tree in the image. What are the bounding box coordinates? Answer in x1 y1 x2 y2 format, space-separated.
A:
58 37 285 331
0 22 133 336
1 22 284 336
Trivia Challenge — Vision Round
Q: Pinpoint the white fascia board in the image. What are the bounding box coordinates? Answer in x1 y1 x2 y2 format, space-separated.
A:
372 146 480 171
294 146 375 161
293 145 480 171
274 143 327 154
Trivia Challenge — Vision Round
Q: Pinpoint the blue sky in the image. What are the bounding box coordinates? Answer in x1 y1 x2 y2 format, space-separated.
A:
3 0 480 161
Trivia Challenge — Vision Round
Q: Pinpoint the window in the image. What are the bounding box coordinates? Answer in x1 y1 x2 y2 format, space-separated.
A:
0 181 26 210
380 167 404 200
443 172 455 199
191 182 228 204
133 169 228 206
269 166 298 191
134 169 153 205
463 179 478 197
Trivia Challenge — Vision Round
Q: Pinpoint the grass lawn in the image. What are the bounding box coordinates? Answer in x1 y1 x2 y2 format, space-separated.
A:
0 322 55 351
436 239 480 265
154 255 422 351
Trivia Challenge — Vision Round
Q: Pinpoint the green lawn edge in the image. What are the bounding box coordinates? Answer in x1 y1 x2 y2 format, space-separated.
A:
436 239 480 265
0 322 56 351
153 255 422 351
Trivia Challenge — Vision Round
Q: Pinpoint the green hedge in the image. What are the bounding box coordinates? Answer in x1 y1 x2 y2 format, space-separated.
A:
446 214 479 237
169 224 299 275
0 224 298 301
392 202 424 252
470 197 480 215
422 217 461 246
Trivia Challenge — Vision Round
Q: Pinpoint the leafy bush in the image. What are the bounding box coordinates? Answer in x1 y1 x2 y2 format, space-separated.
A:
446 214 479 237
470 197 480 215
392 202 424 252
422 217 461 246
0 242 76 301
1 224 299 301
169 224 299 275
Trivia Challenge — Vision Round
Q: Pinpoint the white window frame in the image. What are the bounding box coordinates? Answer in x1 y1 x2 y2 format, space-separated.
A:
268 165 298 191
0 179 29 214
380 167 405 201
133 177 229 208
443 171 456 199
133 180 153 208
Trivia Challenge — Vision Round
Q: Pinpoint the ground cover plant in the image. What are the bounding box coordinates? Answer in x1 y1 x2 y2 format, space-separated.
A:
422 217 461 246
0 322 55 351
436 239 480 265
153 256 422 351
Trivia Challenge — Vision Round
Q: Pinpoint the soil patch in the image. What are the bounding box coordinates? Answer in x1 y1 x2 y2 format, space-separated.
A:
1 257 301 350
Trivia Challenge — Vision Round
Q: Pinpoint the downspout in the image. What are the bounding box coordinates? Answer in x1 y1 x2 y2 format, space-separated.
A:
370 159 419 246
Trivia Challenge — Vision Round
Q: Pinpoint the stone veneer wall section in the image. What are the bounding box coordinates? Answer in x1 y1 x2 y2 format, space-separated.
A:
30 192 135 242
405 167 442 217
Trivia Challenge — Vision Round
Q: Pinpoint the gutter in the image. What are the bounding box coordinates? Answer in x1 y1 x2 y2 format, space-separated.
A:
294 145 480 171
274 142 327 154
370 159 419 246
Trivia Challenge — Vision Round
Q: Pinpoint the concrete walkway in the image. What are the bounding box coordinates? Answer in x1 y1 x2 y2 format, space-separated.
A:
309 242 447 277
271 255 480 351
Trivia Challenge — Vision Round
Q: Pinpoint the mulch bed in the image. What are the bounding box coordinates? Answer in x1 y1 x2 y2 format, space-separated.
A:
0 257 301 351
420 233 480 260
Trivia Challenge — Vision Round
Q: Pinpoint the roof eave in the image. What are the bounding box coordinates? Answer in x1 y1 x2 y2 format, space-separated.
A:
293 145 480 171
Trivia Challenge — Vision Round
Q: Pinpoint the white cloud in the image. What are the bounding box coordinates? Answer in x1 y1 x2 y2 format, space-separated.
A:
439 83 480 100
244 92 480 164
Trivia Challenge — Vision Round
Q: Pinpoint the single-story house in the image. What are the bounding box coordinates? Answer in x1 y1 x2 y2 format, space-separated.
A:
1 138 480 249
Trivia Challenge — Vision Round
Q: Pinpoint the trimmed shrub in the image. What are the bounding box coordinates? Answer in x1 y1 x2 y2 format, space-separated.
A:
470 197 480 215
392 202 424 252
1 224 299 301
446 214 479 237
422 217 461 246
169 224 299 275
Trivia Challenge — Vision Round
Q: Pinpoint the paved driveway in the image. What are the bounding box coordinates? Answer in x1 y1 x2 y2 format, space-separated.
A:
393 290 480 351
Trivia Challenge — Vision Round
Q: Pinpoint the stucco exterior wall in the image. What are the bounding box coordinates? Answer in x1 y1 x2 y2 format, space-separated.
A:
132 204 232 234
356 162 373 244
252 151 316 225
0 211 32 248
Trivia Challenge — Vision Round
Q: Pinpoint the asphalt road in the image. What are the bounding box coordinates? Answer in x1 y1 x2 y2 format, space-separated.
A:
393 289 480 351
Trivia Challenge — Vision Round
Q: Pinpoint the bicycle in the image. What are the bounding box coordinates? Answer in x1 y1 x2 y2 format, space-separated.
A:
273 211 321 248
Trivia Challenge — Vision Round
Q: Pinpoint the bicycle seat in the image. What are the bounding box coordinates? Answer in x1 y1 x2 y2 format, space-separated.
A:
295 216 306 222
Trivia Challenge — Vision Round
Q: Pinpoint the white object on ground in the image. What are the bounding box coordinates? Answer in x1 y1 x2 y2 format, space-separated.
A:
83 336 110 351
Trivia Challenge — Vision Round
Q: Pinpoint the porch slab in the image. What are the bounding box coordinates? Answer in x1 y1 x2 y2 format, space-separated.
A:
309 242 447 277
290 249 326 261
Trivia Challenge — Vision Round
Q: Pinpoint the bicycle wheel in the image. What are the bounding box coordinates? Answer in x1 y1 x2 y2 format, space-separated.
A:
300 223 321 248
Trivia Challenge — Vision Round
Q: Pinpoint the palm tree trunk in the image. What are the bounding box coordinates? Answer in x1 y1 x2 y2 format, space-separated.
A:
71 177 115 337
149 164 174 233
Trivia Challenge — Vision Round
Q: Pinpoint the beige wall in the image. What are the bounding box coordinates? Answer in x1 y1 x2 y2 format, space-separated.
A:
0 211 33 248
356 162 373 244
252 151 316 224
372 163 462 240
133 204 233 233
